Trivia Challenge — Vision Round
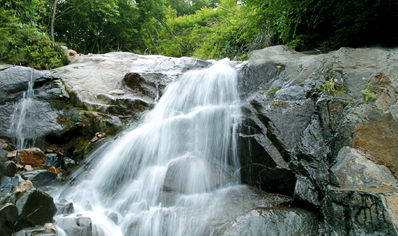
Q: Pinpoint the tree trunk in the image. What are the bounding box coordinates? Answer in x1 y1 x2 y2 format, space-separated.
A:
144 21 160 55
51 0 58 45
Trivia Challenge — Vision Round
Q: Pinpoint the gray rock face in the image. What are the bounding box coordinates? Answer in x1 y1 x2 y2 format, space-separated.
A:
238 45 398 235
0 66 63 148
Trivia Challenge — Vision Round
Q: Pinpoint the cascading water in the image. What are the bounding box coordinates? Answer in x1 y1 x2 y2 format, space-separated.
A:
8 69 38 149
56 59 243 235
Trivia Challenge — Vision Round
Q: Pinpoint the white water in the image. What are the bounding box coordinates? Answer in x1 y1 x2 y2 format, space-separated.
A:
56 59 242 235
9 69 38 149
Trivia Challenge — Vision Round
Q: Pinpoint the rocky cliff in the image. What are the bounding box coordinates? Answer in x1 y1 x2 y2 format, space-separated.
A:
237 46 398 235
1 46 398 235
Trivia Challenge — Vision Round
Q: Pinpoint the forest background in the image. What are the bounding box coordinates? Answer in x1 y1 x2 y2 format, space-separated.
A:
1 0 398 69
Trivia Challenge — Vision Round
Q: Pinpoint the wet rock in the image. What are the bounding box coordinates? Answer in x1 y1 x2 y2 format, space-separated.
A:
274 85 306 101
55 199 75 215
0 203 18 236
216 207 319 236
13 225 57 236
56 216 92 236
0 184 14 199
1 176 20 190
14 180 34 193
14 189 57 231
236 60 283 100
21 170 58 189
44 223 58 234
239 46 398 235
124 55 211 99
23 165 33 172
0 148 7 160
18 148 46 167
324 186 398 235
0 139 16 152
163 157 238 194
3 161 17 177
331 147 398 188
45 153 65 169
63 158 75 169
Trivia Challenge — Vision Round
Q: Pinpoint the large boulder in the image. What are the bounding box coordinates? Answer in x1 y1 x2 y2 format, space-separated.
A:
18 147 46 167
14 189 57 231
0 203 18 236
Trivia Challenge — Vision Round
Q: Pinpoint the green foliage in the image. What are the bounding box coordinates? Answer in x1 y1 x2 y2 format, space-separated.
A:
156 0 263 59
53 0 142 54
320 77 343 95
167 0 220 16
363 83 377 101
0 0 68 69
245 0 398 51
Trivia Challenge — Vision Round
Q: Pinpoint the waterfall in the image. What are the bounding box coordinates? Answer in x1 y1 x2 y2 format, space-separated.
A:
9 69 38 149
56 59 242 235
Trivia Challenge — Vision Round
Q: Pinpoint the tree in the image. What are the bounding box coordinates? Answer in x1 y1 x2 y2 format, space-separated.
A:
243 0 398 51
0 0 67 69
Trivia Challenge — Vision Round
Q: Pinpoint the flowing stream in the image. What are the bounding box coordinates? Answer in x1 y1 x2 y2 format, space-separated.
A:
56 59 243 235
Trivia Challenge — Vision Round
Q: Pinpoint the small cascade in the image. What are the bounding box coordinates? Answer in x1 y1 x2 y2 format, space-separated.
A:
8 69 38 149
56 59 243 235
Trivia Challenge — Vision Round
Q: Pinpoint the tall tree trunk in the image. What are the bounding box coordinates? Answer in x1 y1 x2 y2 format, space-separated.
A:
144 21 160 55
51 0 58 45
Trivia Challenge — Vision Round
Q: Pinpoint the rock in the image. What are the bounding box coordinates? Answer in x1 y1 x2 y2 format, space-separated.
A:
0 184 14 199
18 148 46 167
0 67 65 149
0 203 18 236
49 167 61 174
45 153 65 169
14 189 57 231
14 180 34 192
21 170 58 188
238 45 398 235
0 147 7 160
331 147 398 188
3 161 17 177
216 207 319 236
274 85 306 101
324 186 398 235
7 150 17 161
1 176 20 190
0 139 16 152
352 113 398 179
23 165 33 171
236 60 283 100
63 158 75 169
56 216 92 236
45 223 58 234
55 199 74 215
12 226 56 236
163 156 238 194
